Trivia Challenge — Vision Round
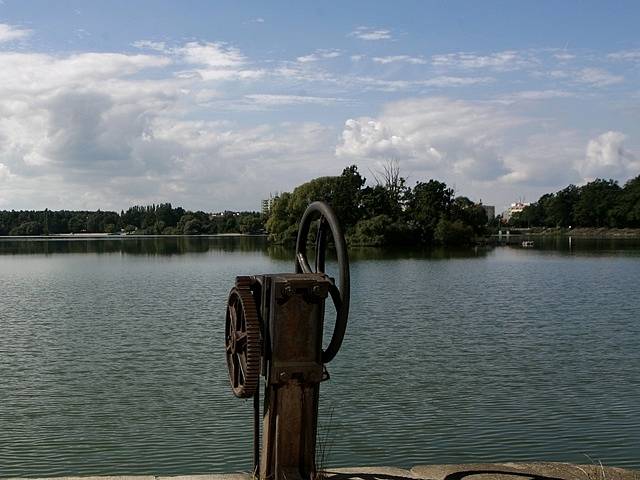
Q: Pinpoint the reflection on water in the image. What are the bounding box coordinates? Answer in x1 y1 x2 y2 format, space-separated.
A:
0 235 269 256
2 235 639 258
1 236 496 260
1 236 639 478
527 235 640 255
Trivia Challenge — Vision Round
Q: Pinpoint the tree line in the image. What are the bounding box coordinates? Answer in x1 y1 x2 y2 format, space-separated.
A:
0 203 264 236
266 164 489 246
509 175 640 228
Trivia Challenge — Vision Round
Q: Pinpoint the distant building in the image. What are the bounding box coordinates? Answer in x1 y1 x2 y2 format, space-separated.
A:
502 201 530 222
261 194 277 216
481 205 495 221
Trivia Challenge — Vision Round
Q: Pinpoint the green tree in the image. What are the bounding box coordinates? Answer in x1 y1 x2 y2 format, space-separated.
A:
359 185 400 219
405 180 454 243
68 214 86 233
450 196 488 234
266 166 364 243
238 212 264 234
9 221 44 236
545 185 579 227
574 179 621 227
434 218 475 246
621 175 640 227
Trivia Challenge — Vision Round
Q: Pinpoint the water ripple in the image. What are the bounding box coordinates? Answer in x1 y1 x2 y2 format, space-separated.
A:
1 243 639 477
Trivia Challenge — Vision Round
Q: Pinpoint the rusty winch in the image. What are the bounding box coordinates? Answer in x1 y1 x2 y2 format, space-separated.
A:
224 201 350 480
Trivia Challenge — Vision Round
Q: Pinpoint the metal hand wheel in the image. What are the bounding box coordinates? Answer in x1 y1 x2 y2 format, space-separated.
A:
294 201 350 363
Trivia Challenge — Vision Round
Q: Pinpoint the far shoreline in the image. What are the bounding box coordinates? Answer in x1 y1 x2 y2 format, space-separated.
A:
0 233 269 240
521 227 640 238
3 228 640 243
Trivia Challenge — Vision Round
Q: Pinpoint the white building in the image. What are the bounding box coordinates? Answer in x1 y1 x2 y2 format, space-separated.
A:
502 201 530 222
261 194 277 216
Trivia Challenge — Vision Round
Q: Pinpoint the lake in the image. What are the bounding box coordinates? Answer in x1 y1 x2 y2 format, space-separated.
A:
0 236 639 478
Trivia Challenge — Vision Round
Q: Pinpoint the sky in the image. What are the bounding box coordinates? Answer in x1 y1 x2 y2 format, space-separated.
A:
0 1 639 213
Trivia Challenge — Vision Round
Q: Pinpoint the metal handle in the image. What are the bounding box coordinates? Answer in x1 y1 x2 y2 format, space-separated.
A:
294 201 350 363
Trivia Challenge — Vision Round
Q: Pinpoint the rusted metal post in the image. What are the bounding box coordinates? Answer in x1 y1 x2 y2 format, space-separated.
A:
223 202 350 480
259 274 330 480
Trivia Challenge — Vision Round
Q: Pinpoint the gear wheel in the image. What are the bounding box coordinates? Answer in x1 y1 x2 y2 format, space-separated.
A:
225 277 261 398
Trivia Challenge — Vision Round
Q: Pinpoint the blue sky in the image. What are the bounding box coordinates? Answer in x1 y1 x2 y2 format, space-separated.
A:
0 1 638 212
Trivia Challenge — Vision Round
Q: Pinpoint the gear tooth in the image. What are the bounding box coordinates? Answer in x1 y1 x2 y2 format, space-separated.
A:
224 282 261 398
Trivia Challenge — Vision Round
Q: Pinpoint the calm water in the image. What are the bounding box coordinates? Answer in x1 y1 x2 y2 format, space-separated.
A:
1 236 639 477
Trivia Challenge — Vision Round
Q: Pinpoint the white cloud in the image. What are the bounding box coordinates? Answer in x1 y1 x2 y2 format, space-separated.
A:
579 131 638 180
0 52 171 95
575 68 623 87
178 41 245 68
174 41 267 81
420 76 493 88
0 162 12 181
553 52 575 61
432 50 534 70
0 23 31 43
0 45 345 210
373 55 426 65
500 131 583 186
336 97 518 181
607 50 640 61
132 40 167 52
334 96 616 199
346 75 492 92
349 26 392 41
244 94 345 106
270 61 338 85
499 89 574 102
547 70 570 79
296 49 341 63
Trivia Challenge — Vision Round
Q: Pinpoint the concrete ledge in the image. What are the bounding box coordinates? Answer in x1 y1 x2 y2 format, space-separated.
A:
409 462 639 479
7 464 640 480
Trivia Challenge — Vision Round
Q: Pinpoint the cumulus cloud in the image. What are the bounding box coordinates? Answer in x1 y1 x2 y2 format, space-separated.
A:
579 131 638 180
334 96 620 199
3 25 637 212
0 43 344 210
0 52 171 93
336 97 518 181
0 51 178 183
500 131 583 186
0 23 31 43
349 26 392 41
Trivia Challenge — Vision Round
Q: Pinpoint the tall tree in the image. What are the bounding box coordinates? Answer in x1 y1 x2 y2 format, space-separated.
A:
574 179 621 227
406 180 454 243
